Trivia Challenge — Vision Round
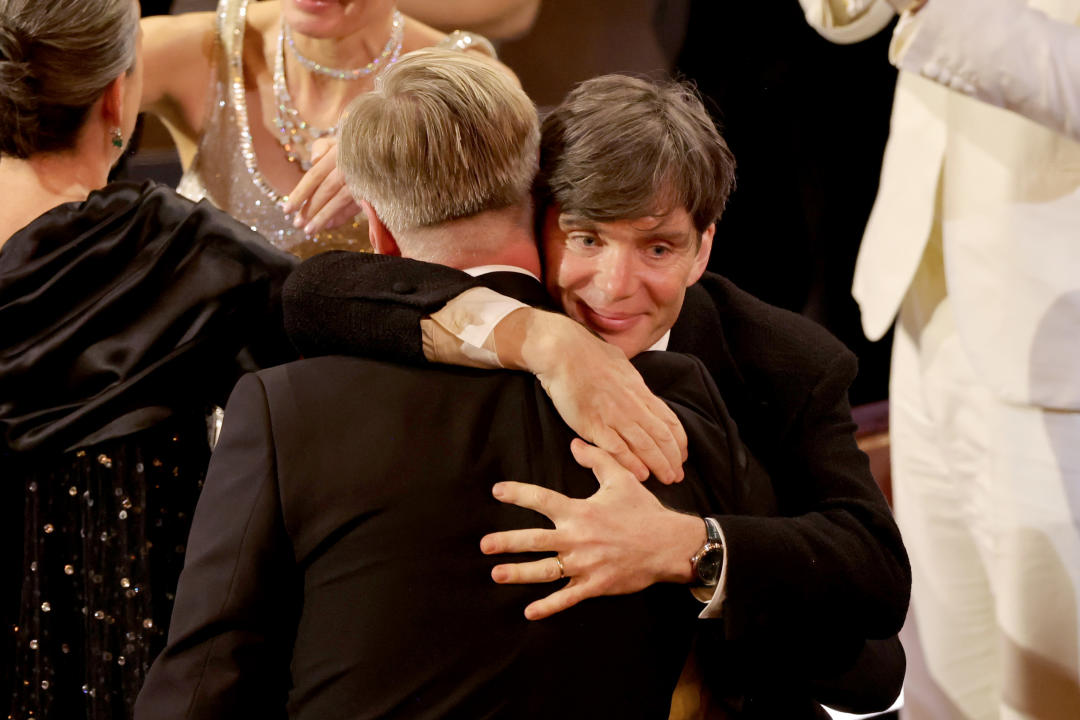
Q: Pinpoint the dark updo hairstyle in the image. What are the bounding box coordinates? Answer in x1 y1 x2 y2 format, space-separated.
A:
0 0 139 159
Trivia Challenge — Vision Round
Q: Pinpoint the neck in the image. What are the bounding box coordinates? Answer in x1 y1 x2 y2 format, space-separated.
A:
0 151 106 244
401 203 543 277
285 4 398 78
281 7 398 127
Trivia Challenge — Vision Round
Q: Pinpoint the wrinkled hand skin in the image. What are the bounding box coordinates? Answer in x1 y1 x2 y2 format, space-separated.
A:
510 309 688 484
284 137 363 235
480 439 704 620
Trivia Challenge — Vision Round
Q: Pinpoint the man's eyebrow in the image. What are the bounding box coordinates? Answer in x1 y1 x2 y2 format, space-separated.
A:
646 229 692 243
558 214 596 230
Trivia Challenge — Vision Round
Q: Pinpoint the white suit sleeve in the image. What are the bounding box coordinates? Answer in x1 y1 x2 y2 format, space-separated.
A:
799 0 897 44
891 0 1080 141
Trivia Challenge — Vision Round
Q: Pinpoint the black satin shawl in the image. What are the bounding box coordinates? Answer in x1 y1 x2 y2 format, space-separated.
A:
0 181 298 458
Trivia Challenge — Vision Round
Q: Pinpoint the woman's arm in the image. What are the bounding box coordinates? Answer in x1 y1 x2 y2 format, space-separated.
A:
140 11 218 165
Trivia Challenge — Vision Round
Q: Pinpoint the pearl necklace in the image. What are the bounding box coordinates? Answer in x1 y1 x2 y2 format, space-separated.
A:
271 12 403 170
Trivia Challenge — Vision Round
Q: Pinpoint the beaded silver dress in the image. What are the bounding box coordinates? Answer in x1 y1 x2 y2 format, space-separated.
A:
177 0 497 259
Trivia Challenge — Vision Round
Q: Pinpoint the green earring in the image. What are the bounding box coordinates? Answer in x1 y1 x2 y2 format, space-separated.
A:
111 128 123 148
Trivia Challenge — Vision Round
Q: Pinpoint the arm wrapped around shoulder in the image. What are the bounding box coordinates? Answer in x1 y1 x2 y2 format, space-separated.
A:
283 250 482 362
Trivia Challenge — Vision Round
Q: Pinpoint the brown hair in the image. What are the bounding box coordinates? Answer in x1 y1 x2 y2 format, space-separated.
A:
0 0 139 158
538 74 736 234
338 47 539 235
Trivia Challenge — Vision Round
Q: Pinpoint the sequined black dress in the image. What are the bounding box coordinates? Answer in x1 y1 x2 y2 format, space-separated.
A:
0 181 298 719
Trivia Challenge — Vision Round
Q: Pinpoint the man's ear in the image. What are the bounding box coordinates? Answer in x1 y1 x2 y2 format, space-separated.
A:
687 223 714 286
360 200 400 256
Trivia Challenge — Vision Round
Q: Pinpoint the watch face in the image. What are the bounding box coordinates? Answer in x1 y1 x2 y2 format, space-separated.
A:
695 545 724 586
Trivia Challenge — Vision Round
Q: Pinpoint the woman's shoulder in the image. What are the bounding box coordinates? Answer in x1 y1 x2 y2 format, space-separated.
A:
244 0 282 35
404 16 500 62
402 14 449 51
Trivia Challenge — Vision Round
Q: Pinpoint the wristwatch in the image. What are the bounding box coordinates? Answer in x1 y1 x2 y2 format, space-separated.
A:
690 517 725 587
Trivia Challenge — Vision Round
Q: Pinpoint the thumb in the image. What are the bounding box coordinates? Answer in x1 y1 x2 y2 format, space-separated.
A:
310 136 335 163
570 438 638 489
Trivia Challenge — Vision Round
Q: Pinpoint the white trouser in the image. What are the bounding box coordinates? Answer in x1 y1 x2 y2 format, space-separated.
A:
890 238 1080 720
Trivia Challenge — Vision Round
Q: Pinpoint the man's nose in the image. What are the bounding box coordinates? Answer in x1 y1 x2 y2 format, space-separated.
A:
596 248 638 300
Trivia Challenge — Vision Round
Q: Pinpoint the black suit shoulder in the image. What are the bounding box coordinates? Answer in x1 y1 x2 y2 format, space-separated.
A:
675 272 855 393
283 251 484 362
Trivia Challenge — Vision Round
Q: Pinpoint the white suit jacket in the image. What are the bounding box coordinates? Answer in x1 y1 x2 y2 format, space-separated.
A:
801 0 1080 409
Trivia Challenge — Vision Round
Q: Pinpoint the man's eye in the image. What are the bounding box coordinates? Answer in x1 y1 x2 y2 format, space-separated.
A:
647 245 671 258
570 234 598 247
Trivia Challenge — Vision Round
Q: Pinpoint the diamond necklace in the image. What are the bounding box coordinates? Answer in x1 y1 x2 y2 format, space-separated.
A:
285 10 403 80
272 11 404 170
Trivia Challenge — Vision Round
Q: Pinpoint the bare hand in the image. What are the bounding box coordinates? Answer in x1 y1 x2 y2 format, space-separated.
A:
480 439 704 620
283 137 362 234
506 309 688 484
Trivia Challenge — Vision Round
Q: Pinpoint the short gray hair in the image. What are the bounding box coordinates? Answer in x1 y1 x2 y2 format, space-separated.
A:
0 0 139 158
338 47 539 235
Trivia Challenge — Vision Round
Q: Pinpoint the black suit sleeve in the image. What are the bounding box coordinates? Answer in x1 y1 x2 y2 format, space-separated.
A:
699 348 908 714
717 349 909 637
135 373 299 720
283 251 483 362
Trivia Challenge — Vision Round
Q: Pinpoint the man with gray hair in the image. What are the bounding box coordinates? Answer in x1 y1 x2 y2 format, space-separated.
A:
135 48 768 720
284 66 910 716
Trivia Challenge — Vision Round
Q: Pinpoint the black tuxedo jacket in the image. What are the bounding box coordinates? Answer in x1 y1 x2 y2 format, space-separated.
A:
281 253 911 717
135 272 775 720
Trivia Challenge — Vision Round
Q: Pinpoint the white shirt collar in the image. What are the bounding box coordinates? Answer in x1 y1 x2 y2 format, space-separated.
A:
648 330 672 352
464 265 541 282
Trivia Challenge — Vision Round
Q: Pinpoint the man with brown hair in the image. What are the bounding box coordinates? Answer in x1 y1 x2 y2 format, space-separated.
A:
286 72 910 718
136 50 774 720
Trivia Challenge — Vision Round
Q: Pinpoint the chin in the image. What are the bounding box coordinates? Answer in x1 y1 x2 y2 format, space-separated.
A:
284 0 343 26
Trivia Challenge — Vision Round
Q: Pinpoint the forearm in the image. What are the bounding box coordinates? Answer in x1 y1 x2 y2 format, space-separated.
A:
717 357 910 643
282 252 483 362
425 294 605 374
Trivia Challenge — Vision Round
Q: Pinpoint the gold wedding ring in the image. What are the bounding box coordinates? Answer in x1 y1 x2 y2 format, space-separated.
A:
554 555 566 579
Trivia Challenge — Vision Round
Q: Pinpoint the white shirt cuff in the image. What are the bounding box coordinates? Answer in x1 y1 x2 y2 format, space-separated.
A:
427 286 528 367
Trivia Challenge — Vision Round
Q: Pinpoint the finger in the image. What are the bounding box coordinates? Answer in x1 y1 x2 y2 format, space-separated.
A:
297 171 347 232
523 580 594 620
569 439 640 489
490 555 566 585
310 136 334 164
480 528 559 555
303 187 361 234
646 396 689 464
587 426 648 481
617 421 678 485
283 157 333 215
644 394 688 469
491 481 571 517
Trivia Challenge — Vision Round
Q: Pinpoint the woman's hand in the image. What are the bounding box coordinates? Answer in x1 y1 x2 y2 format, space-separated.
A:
283 137 362 234
480 439 704 620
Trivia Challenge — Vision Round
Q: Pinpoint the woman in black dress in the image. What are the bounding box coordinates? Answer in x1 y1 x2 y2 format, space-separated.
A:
0 1 297 717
